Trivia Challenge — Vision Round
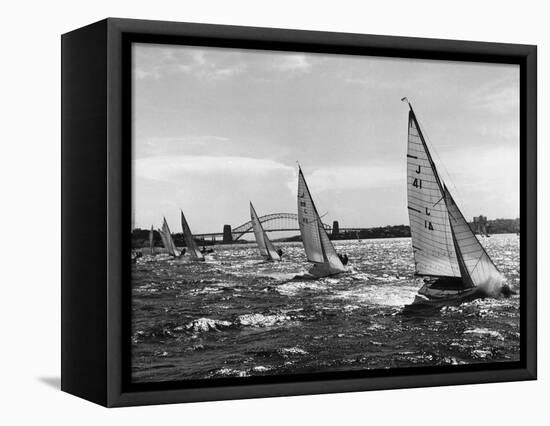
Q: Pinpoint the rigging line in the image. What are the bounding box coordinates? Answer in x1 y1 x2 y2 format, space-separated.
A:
432 195 445 207
469 253 485 276
413 106 462 200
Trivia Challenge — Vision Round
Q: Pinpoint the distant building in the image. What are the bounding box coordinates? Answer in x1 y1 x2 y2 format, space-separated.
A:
473 215 488 236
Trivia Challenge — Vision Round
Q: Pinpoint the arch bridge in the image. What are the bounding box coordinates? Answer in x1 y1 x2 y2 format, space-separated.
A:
194 212 332 242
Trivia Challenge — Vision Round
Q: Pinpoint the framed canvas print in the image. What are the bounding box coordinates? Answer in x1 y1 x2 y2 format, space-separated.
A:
61 18 537 407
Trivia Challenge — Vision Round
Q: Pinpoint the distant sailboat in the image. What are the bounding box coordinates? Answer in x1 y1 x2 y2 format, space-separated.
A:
181 211 205 261
149 225 155 255
403 99 503 307
250 202 281 261
297 166 346 278
159 217 181 257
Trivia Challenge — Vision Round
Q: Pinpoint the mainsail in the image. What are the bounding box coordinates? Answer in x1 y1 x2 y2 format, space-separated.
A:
406 107 460 278
149 225 155 255
250 202 281 261
180 211 205 261
404 100 501 289
161 217 180 257
297 167 345 275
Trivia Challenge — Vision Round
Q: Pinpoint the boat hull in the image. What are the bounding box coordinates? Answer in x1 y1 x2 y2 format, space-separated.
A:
307 263 347 279
404 279 486 313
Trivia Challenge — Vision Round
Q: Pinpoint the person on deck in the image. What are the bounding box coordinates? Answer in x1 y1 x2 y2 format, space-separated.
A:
338 253 349 265
276 248 283 258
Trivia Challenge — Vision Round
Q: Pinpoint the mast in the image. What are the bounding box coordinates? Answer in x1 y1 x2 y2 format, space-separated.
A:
410 104 474 285
404 98 460 278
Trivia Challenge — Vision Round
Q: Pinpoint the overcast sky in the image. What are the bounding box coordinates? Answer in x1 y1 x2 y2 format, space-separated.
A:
132 43 519 234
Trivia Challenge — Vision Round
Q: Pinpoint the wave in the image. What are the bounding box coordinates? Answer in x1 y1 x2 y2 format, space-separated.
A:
182 317 232 332
237 313 291 327
276 280 332 296
214 368 249 378
278 347 308 357
464 328 504 341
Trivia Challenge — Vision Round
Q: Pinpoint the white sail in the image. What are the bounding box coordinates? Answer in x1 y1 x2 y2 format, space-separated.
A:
181 211 205 261
250 202 281 261
444 186 502 288
157 228 168 250
149 225 155 254
161 218 180 257
406 110 461 278
297 167 345 275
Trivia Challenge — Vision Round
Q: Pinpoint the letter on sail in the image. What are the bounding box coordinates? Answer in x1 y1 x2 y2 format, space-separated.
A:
181 211 205 261
297 167 345 276
250 202 281 261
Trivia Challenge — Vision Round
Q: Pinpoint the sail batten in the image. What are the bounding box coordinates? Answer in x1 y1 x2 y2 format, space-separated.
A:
250 202 281 261
297 167 345 274
181 211 205 261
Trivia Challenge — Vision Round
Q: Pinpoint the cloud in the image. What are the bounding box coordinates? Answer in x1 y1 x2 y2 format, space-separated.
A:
468 75 520 114
134 155 294 182
305 164 403 193
134 44 247 82
134 135 232 159
134 66 162 80
272 54 312 73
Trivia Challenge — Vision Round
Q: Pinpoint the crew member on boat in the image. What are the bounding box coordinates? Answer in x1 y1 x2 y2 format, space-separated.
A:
338 253 349 265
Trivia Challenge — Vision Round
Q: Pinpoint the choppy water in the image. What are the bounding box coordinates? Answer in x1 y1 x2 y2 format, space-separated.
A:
131 234 520 383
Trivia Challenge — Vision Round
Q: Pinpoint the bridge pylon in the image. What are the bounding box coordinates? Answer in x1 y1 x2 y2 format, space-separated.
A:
223 224 233 243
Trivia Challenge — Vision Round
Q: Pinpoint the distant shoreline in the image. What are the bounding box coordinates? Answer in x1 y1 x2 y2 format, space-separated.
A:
131 219 519 248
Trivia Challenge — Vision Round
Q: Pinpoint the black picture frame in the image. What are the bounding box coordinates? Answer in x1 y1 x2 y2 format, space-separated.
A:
61 17 537 407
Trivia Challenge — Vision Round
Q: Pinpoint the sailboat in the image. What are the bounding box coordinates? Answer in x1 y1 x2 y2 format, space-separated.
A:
180 211 205 261
159 217 181 257
297 166 346 278
149 225 155 255
403 99 504 308
250 202 281 261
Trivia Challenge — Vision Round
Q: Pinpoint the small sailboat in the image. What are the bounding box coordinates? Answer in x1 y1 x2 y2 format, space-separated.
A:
180 211 205 261
250 202 281 261
402 99 504 309
297 166 346 278
149 225 155 255
159 217 181 257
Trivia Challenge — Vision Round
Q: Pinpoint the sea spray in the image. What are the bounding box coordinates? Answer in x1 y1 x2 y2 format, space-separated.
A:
478 272 506 298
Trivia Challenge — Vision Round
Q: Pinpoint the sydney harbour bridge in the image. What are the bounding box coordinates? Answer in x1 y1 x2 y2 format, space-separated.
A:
193 213 358 243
